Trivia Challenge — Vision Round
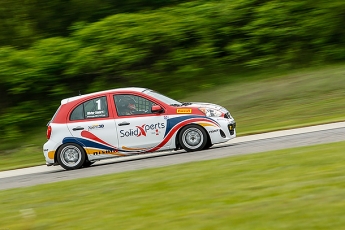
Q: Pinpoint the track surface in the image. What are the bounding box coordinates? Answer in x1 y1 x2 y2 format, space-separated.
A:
1 122 345 191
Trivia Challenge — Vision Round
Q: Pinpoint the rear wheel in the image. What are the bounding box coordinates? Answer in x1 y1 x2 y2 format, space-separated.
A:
57 143 86 170
179 125 207 152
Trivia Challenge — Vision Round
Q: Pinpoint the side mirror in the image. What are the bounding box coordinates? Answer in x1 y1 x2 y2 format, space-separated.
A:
151 105 164 113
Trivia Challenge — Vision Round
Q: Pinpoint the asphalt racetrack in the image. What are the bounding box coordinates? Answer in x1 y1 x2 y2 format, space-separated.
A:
1 122 345 191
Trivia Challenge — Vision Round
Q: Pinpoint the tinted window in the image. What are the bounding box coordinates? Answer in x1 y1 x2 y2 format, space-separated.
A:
70 96 109 120
114 95 155 116
70 104 84 120
84 97 108 119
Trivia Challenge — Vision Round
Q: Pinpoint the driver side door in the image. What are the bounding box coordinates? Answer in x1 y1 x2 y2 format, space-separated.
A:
113 94 169 153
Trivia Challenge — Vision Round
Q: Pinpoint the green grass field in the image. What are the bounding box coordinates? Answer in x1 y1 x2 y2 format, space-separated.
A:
1 141 345 229
1 64 344 171
184 64 345 134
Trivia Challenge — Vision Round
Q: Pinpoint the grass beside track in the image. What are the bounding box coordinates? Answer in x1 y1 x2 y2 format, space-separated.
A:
1 141 345 229
184 64 345 135
1 64 345 171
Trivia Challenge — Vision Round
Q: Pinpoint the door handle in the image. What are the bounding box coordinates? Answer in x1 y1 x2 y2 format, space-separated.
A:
72 127 84 131
118 122 130 126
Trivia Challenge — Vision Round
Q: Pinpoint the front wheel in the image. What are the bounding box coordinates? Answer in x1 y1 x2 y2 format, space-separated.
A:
57 143 86 170
204 141 213 150
83 160 95 168
178 125 208 152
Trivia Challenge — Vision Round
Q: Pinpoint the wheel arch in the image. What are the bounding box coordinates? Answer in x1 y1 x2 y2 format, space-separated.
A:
175 123 211 150
54 142 89 165
54 145 62 164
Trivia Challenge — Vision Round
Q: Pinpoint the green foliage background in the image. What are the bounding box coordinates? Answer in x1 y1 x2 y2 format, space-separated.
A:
1 0 345 140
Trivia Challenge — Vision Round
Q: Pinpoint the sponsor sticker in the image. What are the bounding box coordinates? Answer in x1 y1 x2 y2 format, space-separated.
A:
120 122 166 138
209 129 220 134
177 109 192 114
86 110 106 118
88 124 104 130
93 148 118 155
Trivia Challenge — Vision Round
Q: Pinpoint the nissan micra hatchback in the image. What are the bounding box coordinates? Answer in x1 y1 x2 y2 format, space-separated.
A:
43 87 236 170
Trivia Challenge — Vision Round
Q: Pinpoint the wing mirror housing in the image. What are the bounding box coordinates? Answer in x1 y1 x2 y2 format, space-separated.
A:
151 105 164 113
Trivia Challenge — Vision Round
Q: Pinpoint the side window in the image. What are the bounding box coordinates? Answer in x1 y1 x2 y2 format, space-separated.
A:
70 104 84 120
84 97 108 119
70 96 109 121
114 94 154 116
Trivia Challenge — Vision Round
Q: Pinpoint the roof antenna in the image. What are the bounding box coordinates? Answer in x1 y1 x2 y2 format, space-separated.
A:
79 90 81 96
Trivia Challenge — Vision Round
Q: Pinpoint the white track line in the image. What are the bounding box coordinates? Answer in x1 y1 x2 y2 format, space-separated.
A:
1 121 345 179
231 121 345 143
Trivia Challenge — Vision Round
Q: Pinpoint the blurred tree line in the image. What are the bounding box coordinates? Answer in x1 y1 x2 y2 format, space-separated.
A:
0 0 191 47
1 0 345 140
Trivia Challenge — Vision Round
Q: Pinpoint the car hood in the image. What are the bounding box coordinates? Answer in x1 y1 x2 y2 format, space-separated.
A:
185 102 229 113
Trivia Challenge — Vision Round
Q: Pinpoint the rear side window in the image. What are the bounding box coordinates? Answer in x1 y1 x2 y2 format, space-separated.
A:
70 104 84 120
70 96 109 121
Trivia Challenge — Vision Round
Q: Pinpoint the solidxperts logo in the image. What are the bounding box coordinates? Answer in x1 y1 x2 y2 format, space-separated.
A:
120 123 165 137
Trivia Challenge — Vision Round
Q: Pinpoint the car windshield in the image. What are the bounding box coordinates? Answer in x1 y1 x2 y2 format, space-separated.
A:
143 90 182 106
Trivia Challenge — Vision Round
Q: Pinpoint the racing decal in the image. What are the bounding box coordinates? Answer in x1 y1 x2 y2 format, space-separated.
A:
62 137 125 156
145 116 220 153
122 146 149 151
116 116 218 153
63 130 137 155
136 125 146 137
81 130 116 148
177 109 192 114
195 122 218 128
88 124 104 130
63 130 120 155
48 150 55 159
86 110 107 118
120 126 146 137
209 129 220 134
62 116 219 155
63 137 117 152
119 122 166 138
164 116 219 137
84 147 125 156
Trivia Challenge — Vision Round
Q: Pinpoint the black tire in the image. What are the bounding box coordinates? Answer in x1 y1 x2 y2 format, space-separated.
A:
57 143 86 170
204 141 213 150
178 124 208 152
83 160 95 168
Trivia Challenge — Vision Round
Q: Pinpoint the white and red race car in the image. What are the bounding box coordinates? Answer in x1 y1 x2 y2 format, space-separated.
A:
43 87 236 170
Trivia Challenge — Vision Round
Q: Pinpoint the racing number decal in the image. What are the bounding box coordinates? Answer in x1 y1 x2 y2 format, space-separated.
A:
95 99 101 110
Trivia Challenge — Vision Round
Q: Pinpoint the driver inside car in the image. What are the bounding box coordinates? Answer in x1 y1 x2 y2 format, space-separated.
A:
117 96 138 115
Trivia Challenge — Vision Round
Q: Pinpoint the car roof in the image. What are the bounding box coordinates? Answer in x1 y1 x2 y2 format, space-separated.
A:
61 87 148 105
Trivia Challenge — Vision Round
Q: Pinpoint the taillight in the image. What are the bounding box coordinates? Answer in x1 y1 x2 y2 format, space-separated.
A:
47 126 52 139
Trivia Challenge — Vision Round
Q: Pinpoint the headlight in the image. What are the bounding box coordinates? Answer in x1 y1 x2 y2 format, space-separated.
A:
199 107 223 117
224 112 233 119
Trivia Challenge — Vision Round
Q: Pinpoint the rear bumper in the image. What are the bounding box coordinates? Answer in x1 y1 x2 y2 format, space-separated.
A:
43 140 60 164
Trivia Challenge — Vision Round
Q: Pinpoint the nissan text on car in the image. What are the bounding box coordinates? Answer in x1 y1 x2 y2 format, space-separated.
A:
43 88 236 170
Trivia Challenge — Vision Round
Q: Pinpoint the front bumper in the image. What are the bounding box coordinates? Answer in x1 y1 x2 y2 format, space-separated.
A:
228 122 236 136
220 120 236 139
208 118 236 144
